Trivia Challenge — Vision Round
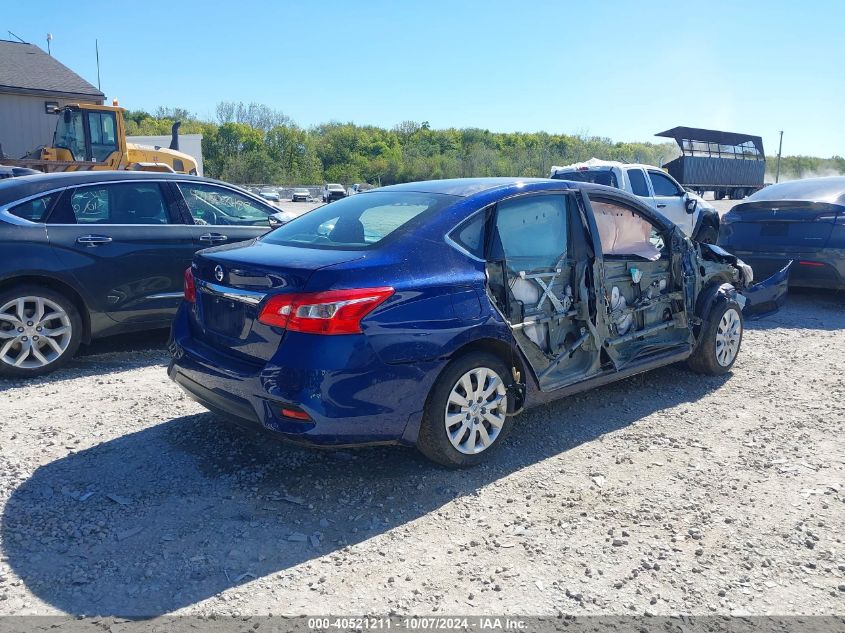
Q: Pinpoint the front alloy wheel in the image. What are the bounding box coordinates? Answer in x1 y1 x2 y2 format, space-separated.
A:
687 296 743 375
0 287 82 377
715 308 742 367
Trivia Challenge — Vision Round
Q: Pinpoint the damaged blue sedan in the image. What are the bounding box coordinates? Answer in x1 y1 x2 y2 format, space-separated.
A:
169 178 783 467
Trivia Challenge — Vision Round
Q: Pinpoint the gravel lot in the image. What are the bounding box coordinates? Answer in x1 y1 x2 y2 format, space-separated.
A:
1 282 844 614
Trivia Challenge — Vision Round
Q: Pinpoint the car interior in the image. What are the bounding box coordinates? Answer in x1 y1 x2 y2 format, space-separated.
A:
485 193 691 390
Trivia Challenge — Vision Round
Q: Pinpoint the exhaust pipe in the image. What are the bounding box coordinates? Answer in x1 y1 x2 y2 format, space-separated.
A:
169 121 181 151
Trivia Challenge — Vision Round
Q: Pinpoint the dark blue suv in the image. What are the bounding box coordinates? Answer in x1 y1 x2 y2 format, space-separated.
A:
169 178 770 467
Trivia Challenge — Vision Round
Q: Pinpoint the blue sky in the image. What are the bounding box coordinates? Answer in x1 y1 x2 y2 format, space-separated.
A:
3 1 842 156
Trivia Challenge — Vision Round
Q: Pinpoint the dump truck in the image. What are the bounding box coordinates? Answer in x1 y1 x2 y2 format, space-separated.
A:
0 102 198 174
656 127 765 200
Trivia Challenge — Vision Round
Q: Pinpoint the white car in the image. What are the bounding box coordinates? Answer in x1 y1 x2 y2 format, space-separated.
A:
550 158 719 243
322 183 346 203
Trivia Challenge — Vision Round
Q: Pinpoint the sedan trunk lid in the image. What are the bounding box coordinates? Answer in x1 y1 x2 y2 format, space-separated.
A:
189 240 363 363
722 200 841 251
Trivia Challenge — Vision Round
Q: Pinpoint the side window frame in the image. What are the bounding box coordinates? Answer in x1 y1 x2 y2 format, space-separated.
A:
8 193 59 223
87 111 118 162
47 181 176 225
447 208 491 261
175 182 275 227
648 170 684 197
489 192 574 269
627 168 651 197
587 194 670 261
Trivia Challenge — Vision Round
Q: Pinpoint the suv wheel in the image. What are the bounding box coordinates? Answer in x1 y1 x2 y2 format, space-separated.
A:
0 286 82 377
417 352 513 467
687 297 743 375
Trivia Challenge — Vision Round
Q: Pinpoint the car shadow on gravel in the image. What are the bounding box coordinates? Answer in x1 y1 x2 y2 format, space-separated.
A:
1 364 729 616
0 330 170 393
745 289 845 331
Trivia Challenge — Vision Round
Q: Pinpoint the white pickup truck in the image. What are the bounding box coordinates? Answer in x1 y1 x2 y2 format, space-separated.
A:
550 158 720 243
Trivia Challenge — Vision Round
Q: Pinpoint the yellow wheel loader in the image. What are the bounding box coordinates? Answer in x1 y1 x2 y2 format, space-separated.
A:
0 102 198 174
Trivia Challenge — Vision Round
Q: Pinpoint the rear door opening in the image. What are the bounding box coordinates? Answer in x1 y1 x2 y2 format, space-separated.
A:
484 192 602 391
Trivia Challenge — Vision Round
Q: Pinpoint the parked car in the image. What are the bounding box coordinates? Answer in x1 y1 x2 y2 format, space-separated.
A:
0 165 40 180
291 188 311 202
169 177 782 467
346 183 374 196
719 177 845 289
0 171 294 377
550 158 720 243
322 183 346 203
258 188 280 202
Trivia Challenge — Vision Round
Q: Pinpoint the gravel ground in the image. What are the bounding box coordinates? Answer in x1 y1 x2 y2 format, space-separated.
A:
0 291 843 617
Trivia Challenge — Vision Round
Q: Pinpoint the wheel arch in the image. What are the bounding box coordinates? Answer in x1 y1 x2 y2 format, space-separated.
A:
693 282 738 339
444 336 528 412
0 275 91 343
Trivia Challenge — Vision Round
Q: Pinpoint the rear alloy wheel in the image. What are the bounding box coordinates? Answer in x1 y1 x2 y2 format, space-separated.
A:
417 352 513 467
687 297 743 375
0 287 82 377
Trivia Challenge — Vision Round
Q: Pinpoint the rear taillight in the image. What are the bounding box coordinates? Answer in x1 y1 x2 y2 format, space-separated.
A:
184 267 196 303
258 287 394 335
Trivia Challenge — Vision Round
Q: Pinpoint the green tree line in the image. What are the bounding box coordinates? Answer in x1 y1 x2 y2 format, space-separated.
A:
125 103 842 185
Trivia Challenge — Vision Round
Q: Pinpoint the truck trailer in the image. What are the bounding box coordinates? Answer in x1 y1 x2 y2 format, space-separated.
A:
657 127 765 200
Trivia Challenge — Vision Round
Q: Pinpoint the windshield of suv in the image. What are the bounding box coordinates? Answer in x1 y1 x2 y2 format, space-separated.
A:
552 169 618 188
262 191 457 249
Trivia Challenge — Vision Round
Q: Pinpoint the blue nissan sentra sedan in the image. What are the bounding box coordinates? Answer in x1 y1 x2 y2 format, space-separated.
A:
169 178 765 467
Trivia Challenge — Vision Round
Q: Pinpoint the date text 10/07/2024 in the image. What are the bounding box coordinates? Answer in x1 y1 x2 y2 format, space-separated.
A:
307 617 528 630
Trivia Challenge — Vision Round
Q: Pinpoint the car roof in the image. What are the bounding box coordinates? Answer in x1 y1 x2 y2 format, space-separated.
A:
747 177 845 205
375 177 564 197
0 170 230 207
550 158 660 173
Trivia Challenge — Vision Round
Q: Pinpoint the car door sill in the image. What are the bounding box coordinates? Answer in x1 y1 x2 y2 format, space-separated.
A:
539 346 690 394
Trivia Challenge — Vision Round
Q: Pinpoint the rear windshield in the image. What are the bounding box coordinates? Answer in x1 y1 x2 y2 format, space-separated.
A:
262 191 456 249
552 169 618 188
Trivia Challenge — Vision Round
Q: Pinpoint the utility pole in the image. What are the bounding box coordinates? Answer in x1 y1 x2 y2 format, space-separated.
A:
775 130 783 183
95 39 101 91
46 33 52 56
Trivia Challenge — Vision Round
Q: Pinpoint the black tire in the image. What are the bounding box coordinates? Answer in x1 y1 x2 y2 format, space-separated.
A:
417 351 514 468
714 190 726 200
687 296 743 375
696 224 719 245
0 285 83 378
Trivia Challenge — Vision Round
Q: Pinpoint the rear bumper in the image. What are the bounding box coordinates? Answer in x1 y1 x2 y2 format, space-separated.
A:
167 306 440 447
731 250 845 289
728 250 845 290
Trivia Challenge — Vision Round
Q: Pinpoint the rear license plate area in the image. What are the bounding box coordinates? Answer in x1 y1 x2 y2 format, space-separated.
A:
202 295 245 336
760 223 788 237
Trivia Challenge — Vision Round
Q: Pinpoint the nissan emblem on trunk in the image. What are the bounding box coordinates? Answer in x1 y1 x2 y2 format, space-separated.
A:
214 265 224 282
